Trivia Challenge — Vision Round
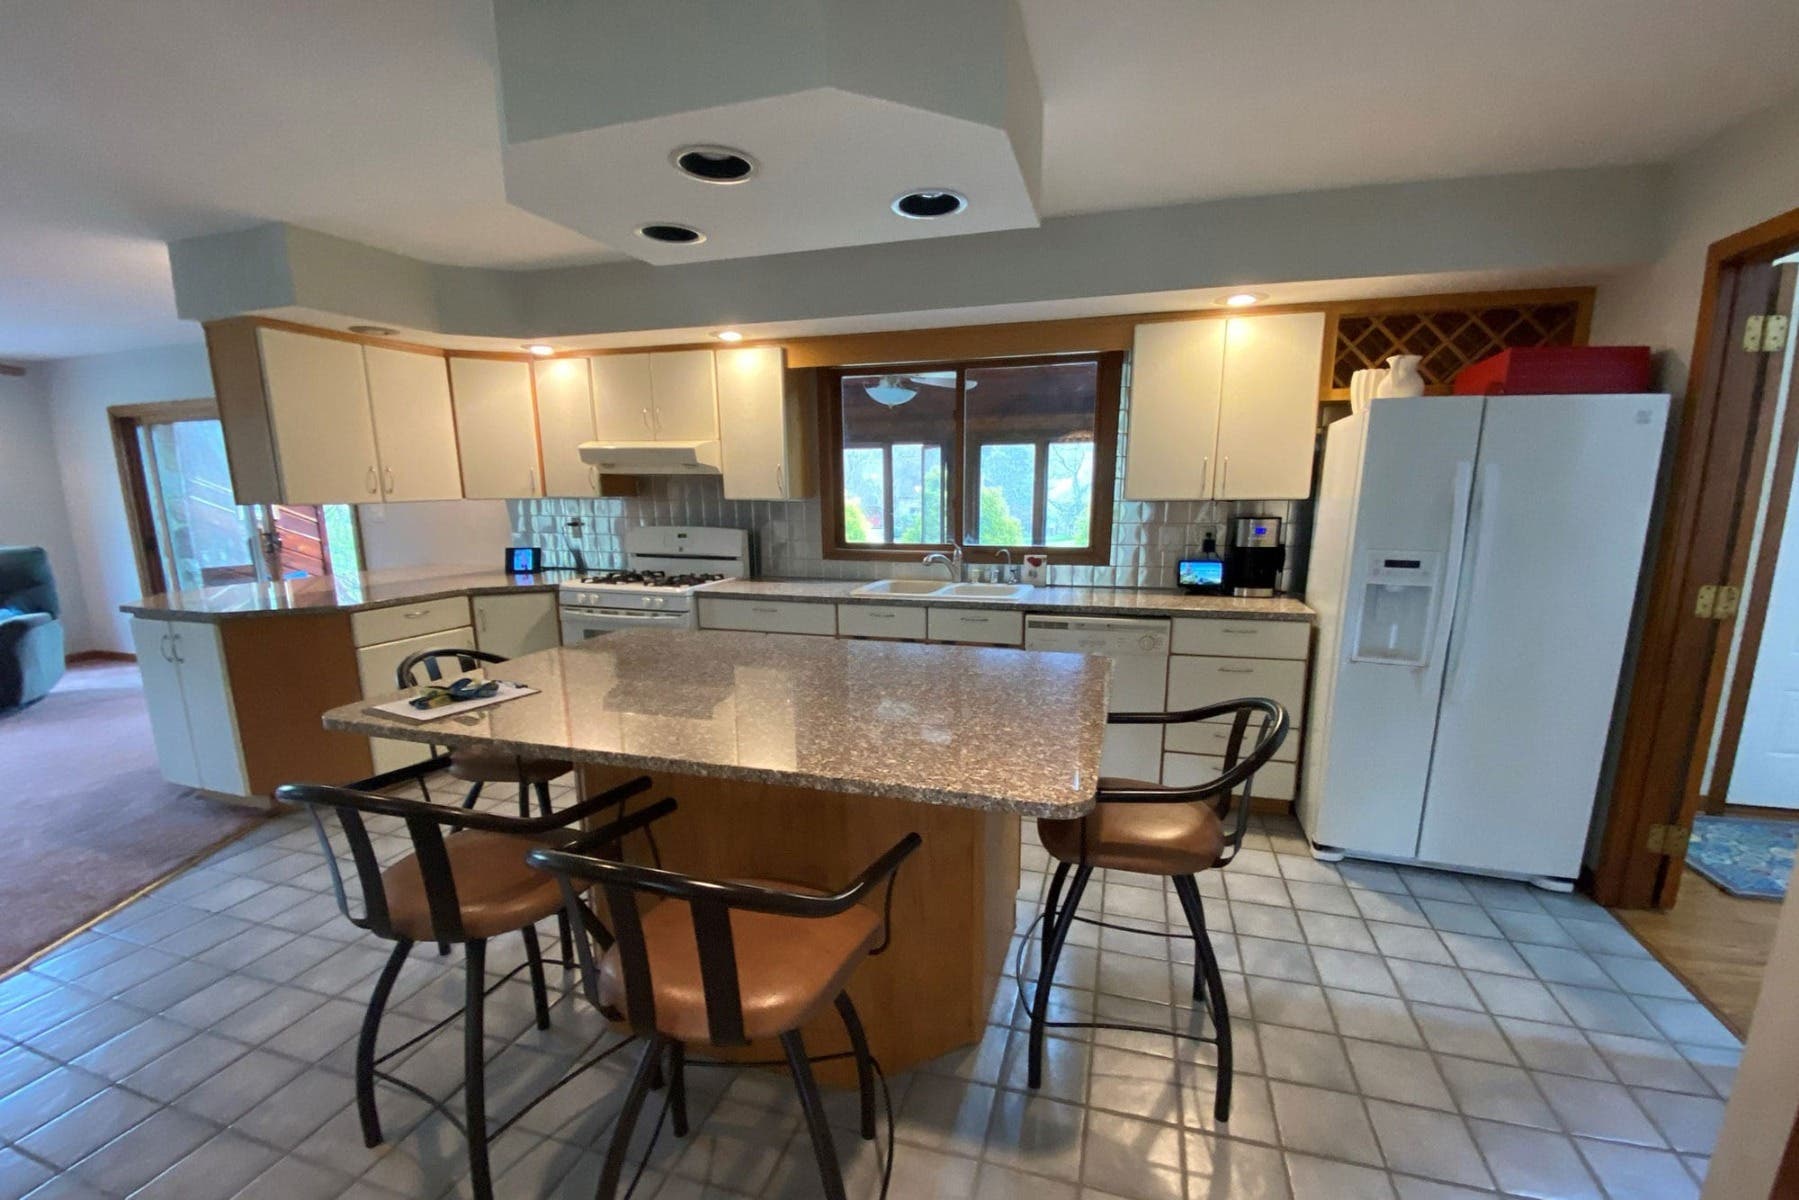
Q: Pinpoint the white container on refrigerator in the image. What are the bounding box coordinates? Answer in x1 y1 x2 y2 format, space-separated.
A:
1025 615 1170 782
1302 393 1669 885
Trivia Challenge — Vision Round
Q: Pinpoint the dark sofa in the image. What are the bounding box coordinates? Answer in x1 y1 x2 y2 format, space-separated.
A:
0 546 66 709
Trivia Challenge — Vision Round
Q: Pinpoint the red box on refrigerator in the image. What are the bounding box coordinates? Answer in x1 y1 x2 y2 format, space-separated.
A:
1453 346 1652 395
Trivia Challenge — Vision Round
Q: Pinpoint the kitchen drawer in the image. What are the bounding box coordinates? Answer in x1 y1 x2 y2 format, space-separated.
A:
1163 751 1296 802
927 607 1024 646
351 596 472 647
1167 718 1301 762
1172 618 1309 660
356 624 476 775
837 603 927 640
1166 655 1307 727
698 597 837 636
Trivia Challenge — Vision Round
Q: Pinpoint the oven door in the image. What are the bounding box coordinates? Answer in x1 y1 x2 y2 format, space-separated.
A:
559 605 694 644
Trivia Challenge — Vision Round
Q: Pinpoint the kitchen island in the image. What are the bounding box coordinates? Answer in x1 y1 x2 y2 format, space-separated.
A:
320 628 1111 1076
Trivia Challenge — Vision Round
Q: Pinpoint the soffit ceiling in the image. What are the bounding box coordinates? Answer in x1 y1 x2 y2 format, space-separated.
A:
1 0 1797 358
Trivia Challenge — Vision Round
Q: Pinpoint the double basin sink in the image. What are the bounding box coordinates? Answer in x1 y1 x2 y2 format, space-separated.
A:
850 579 1031 600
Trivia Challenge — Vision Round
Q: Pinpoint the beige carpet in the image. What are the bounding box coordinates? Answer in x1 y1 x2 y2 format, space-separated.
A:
0 661 270 971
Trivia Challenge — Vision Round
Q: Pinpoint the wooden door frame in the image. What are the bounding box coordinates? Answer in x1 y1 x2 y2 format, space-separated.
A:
108 399 220 597
1593 206 1799 908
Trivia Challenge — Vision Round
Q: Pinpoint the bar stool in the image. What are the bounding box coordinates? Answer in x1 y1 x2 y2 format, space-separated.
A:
277 776 673 1200
1027 697 1288 1121
395 648 575 816
528 829 922 1200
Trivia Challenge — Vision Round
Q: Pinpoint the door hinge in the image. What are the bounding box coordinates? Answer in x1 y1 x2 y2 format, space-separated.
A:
1743 313 1789 352
1694 583 1740 619
1645 823 1691 857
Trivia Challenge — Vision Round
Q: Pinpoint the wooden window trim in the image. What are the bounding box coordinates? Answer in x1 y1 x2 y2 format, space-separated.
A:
818 352 1121 565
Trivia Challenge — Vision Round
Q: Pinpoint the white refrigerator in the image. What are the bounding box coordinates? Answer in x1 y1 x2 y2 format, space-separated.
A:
1301 393 1669 885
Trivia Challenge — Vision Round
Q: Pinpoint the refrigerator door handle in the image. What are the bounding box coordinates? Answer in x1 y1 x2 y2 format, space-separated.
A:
1428 460 1476 684
1443 466 1498 697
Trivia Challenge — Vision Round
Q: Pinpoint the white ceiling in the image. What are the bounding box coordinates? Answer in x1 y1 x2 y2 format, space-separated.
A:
2 0 1796 360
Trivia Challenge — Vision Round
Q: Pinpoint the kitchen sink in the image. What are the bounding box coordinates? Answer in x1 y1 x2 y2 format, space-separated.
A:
937 583 1030 599
850 579 950 597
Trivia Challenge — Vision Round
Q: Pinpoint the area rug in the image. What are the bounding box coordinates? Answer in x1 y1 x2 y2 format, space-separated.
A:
1687 814 1799 900
0 661 271 971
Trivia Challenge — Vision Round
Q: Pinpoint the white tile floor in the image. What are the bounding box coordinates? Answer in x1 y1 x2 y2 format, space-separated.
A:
0 777 1739 1199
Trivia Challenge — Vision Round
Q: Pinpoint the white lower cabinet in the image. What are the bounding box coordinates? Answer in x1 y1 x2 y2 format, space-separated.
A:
473 593 560 659
925 608 1024 646
130 618 248 795
1163 751 1297 801
1163 625 1310 801
698 598 837 636
836 604 927 640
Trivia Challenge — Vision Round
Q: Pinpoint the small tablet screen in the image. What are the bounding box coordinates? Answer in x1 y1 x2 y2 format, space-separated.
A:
506 547 542 574
1178 559 1224 588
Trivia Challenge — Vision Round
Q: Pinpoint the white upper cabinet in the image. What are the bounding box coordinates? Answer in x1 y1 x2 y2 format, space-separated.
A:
1215 312 1327 499
715 346 808 500
258 328 382 504
1124 320 1225 500
534 357 599 496
1123 313 1324 501
591 353 656 441
363 345 463 501
647 350 720 441
449 357 544 499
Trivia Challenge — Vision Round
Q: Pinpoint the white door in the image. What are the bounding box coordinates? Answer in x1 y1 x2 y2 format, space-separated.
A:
364 345 463 501
449 357 543 499
533 358 598 496
591 353 656 441
1307 395 1484 859
167 622 248 795
1123 320 1225 499
131 618 202 789
649 350 720 441
1215 312 1326 499
356 624 477 774
1728 462 1799 809
474 593 561 660
259 328 380 503
1420 394 1670 877
716 346 789 499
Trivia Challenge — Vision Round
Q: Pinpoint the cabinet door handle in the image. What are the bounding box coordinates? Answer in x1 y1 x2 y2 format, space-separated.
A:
160 632 173 662
774 463 785 497
478 608 487 632
641 408 653 433
1220 456 1230 495
169 632 184 664
589 465 600 494
527 467 538 494
1200 456 1209 496
365 466 379 495
383 466 395 495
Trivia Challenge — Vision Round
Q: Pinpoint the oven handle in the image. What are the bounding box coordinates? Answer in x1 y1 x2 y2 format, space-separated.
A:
562 607 689 623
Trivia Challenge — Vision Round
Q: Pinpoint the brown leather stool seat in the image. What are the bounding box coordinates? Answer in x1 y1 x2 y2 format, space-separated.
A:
1037 782 1224 875
598 882 883 1043
447 750 574 785
382 830 573 941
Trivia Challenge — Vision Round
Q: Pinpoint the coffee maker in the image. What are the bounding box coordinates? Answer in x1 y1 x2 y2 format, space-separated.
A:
1225 515 1285 597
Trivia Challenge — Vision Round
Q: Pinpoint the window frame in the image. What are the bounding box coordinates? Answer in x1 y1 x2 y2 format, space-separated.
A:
818 351 1121 564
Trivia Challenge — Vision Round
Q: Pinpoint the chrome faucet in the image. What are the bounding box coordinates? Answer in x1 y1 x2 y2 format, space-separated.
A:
994 547 1017 584
922 542 963 581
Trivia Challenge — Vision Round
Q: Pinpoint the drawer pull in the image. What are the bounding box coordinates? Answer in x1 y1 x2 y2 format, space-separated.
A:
402 609 432 619
959 616 990 623
751 606 778 614
1217 665 1254 674
869 612 895 619
1221 628 1257 635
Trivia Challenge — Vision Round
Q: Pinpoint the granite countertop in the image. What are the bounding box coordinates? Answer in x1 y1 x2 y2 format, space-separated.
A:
320 630 1111 817
695 578 1314 621
120 566 579 622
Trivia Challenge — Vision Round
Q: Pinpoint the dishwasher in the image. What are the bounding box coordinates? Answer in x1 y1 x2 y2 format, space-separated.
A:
1025 615 1171 783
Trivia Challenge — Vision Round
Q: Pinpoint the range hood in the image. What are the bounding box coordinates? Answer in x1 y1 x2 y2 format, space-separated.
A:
578 440 723 475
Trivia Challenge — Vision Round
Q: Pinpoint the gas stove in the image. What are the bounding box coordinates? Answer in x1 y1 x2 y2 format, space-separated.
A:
559 527 749 642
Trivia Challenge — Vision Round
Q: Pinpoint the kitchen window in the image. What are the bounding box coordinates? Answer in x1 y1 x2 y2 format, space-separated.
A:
820 352 1121 563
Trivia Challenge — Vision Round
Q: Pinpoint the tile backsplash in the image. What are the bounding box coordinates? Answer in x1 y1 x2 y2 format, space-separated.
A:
511 387 1313 592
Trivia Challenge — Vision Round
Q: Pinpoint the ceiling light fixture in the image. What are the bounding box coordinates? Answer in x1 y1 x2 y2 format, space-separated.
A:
713 330 744 342
523 343 555 356
1219 292 1266 307
348 324 398 336
891 190 968 219
671 146 758 184
866 377 918 407
636 223 707 245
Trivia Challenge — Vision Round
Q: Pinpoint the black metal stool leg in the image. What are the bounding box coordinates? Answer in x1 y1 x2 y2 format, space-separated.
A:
1173 874 1232 1122
356 937 412 1147
1172 873 1209 1004
516 779 530 818
521 924 551 1031
834 992 876 1140
668 1041 689 1138
464 938 492 1200
1041 861 1071 979
460 781 483 810
1029 863 1092 1089
598 1035 666 1200
534 779 554 817
781 1029 847 1200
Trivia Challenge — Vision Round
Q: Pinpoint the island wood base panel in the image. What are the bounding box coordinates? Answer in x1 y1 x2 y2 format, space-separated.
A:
580 766 1021 1086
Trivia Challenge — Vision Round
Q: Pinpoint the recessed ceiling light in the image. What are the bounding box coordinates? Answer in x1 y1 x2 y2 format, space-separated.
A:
892 190 968 219
713 330 744 342
348 324 397 336
636 223 707 245
671 146 758 184
523 343 555 356
1219 292 1266 307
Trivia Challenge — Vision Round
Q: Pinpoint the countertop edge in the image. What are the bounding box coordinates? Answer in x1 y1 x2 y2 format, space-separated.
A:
119 578 567 624
695 580 1314 621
